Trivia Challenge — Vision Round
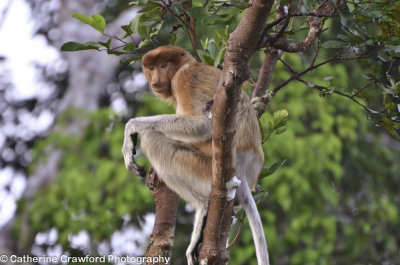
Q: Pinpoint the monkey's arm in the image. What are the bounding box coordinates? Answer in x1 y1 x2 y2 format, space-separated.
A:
125 114 212 143
122 114 211 176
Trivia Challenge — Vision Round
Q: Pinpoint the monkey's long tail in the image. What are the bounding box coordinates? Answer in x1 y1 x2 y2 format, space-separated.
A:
237 179 270 265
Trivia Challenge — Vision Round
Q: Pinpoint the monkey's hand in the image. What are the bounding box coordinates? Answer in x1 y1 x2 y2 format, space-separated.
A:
122 132 146 177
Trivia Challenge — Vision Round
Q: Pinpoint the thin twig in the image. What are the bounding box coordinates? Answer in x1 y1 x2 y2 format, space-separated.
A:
333 90 383 115
289 66 383 117
352 81 376 98
288 0 301 30
104 33 128 44
163 0 200 61
227 212 246 251
261 50 346 105
264 15 287 31
278 57 296 74
310 35 321 67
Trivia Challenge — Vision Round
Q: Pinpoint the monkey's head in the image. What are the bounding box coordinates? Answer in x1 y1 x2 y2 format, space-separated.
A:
142 46 195 99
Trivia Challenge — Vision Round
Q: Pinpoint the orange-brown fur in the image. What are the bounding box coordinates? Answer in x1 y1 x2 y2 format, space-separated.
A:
142 46 263 188
124 46 269 264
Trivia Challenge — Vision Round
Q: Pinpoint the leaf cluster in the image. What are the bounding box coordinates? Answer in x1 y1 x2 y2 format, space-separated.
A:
24 109 153 250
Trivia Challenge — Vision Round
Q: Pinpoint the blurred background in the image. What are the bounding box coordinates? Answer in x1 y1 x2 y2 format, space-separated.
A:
0 0 399 264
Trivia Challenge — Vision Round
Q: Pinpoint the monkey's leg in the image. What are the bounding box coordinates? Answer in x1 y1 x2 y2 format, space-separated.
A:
122 115 212 173
139 130 212 265
140 130 212 202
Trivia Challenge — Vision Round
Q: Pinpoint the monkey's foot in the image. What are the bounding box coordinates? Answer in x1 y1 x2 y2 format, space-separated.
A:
122 132 146 177
127 159 146 177
226 176 241 201
186 249 196 265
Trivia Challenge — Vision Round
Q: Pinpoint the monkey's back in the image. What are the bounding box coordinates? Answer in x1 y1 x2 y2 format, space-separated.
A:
172 62 264 186
172 62 220 115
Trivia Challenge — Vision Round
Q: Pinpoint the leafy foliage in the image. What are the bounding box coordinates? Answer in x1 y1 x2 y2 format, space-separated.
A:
61 0 400 138
230 53 400 265
25 109 153 250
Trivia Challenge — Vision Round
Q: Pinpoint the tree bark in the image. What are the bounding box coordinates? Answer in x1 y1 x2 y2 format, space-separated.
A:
145 169 179 265
252 48 281 118
198 0 274 263
252 3 285 117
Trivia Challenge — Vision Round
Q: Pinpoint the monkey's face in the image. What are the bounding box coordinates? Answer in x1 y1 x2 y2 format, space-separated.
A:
144 61 178 97
142 45 196 99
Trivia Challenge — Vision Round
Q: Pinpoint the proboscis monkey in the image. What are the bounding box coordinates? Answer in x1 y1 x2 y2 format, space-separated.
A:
122 45 269 265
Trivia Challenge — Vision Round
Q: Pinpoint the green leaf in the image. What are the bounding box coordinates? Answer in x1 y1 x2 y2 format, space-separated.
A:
72 13 106 33
378 118 400 139
260 159 287 179
356 8 383 18
123 42 136 52
138 39 151 49
129 15 141 36
169 33 177 44
129 0 148 6
197 50 214 65
322 40 348 49
366 24 383 39
107 50 129 55
273 109 289 125
60 41 102 52
120 56 143 64
253 191 268 205
150 21 164 38
121 25 133 38
98 38 112 49
208 41 217 59
186 7 206 18
201 38 209 50
129 14 151 38
138 3 160 13
377 50 390 62
276 127 287 134
214 47 226 67
171 3 184 14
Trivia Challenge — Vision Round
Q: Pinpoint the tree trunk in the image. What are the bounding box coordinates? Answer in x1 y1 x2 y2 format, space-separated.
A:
198 0 274 263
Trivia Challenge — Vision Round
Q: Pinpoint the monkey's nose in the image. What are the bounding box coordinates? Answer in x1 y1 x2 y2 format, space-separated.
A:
151 82 161 87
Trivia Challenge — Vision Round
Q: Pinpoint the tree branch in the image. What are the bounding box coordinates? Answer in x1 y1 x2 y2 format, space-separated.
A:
181 0 201 61
259 0 336 52
252 2 285 117
252 48 282 99
163 0 201 61
144 168 179 264
253 50 346 110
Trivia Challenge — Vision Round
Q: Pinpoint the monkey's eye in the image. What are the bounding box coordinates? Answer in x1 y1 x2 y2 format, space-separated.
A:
179 52 185 56
148 65 154 70
160 63 167 69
